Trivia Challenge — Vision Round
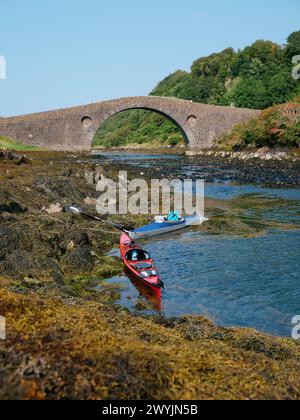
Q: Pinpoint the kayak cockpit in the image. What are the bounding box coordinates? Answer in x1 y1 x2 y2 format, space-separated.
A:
125 249 151 262
125 250 158 280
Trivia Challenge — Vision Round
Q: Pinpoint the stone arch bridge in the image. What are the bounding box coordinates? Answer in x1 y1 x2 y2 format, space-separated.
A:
0 96 259 152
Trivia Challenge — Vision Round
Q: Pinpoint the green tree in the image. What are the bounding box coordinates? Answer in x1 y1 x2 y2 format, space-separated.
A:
285 31 300 61
151 70 192 100
231 40 283 77
221 78 268 109
266 68 298 105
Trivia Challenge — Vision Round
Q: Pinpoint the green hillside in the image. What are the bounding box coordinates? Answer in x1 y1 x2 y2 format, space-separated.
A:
93 30 300 149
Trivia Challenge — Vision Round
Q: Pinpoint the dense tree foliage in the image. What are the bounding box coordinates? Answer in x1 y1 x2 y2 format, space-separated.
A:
93 30 300 148
151 35 300 109
285 31 300 61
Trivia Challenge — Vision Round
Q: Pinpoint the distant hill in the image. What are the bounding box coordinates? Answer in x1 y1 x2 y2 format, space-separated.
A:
93 30 300 149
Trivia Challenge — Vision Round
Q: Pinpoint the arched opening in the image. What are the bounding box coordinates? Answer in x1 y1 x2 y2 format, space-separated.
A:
187 115 197 127
81 116 92 128
91 108 189 149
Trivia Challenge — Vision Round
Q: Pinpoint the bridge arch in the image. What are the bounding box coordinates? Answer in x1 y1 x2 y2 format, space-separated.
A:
89 105 190 147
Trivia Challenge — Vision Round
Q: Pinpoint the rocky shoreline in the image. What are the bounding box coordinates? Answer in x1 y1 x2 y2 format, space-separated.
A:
95 149 300 188
184 153 300 187
0 151 300 400
186 148 299 161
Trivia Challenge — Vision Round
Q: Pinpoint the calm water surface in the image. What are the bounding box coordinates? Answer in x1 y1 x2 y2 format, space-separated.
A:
99 153 300 337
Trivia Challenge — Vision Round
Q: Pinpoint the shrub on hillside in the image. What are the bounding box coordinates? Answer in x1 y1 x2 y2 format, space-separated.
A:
217 102 300 149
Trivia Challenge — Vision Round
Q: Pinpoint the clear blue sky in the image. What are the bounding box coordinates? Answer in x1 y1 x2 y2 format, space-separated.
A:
0 0 299 116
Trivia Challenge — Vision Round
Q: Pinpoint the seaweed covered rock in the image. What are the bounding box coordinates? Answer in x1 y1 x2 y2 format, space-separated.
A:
0 149 31 165
63 246 95 274
0 224 62 283
0 287 299 400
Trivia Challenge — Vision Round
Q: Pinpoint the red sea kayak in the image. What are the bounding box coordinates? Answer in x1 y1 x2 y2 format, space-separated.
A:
120 233 163 298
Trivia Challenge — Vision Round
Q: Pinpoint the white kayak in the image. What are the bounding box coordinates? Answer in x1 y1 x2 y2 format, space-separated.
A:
129 214 208 240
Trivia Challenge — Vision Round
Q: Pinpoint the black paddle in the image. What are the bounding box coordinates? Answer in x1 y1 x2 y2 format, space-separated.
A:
64 205 131 234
